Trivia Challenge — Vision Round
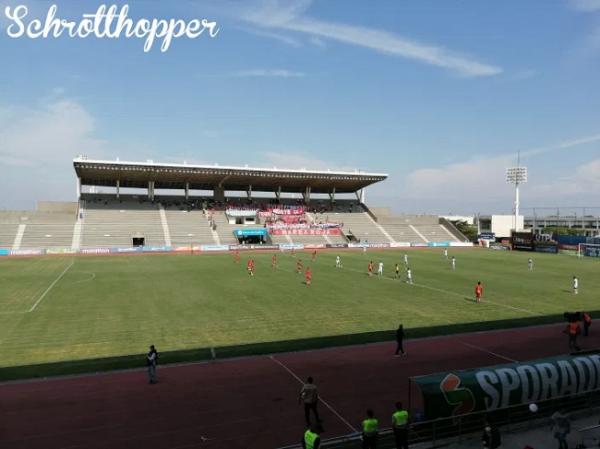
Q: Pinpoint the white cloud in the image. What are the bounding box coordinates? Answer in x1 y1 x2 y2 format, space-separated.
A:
236 26 303 47
531 158 600 197
234 69 305 78
0 96 110 208
309 36 326 48
0 99 107 167
373 133 600 214
284 18 501 77
569 0 600 12
232 0 502 77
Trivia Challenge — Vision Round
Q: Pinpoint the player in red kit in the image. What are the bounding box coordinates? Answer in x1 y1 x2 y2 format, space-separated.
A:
305 267 312 286
247 259 255 276
296 259 303 274
368 261 374 277
312 250 317 261
475 281 483 303
272 254 278 269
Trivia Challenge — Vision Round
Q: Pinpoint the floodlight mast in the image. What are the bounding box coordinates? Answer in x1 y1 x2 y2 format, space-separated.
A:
506 155 528 232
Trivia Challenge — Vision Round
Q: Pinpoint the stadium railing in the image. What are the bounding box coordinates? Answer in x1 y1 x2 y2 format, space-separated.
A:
277 384 600 449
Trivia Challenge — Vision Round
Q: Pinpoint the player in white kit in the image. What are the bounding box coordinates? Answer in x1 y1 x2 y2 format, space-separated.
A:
451 256 456 270
377 261 384 276
406 268 413 284
335 255 342 268
573 276 579 294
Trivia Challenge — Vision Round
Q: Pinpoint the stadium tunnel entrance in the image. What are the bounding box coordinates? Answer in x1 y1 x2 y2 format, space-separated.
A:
132 235 145 247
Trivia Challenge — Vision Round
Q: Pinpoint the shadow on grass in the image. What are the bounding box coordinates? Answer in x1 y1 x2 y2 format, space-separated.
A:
0 312 582 382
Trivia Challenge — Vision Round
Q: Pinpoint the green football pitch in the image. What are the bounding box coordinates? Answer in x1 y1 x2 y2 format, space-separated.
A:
0 249 598 369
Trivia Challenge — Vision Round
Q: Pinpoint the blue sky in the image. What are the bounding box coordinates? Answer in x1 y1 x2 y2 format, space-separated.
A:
0 0 599 214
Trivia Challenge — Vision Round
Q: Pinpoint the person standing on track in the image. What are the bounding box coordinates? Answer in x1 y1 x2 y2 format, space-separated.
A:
565 319 581 351
551 411 570 449
361 409 379 449
301 425 321 449
394 324 406 356
299 376 321 427
146 345 158 384
392 402 409 449
583 312 592 337
475 281 483 303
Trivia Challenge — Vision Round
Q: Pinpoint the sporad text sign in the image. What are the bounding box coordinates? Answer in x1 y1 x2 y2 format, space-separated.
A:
414 353 600 420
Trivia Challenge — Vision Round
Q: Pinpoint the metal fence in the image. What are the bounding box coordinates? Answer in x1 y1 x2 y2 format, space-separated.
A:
278 388 600 449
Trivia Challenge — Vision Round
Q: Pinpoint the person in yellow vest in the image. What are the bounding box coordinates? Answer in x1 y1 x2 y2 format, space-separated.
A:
392 402 409 449
301 425 321 449
362 409 379 449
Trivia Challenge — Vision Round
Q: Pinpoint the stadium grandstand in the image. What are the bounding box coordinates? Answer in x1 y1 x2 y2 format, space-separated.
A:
0 157 468 252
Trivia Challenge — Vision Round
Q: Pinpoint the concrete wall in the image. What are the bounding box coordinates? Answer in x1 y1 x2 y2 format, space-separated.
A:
491 214 524 238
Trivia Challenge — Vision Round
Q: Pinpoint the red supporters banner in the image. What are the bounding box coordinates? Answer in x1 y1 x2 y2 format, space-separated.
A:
270 228 341 236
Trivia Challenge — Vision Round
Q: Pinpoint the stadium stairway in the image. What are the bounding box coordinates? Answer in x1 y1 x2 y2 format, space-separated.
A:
0 224 19 249
327 210 393 244
163 206 217 246
211 211 240 245
80 198 166 248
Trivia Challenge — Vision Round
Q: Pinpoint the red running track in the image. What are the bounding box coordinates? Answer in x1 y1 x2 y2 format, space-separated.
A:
1 323 598 449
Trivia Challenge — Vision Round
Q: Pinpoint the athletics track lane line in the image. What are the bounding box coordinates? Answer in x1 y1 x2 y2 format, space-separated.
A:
268 355 359 433
456 340 519 363
28 258 75 313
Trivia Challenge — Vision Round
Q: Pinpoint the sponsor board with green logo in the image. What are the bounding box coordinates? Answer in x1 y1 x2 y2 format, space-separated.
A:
413 353 600 420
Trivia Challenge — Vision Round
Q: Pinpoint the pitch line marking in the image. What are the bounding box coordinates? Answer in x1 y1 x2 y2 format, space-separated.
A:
330 262 537 316
268 355 358 433
458 340 518 363
411 282 537 316
28 259 75 313
71 271 96 284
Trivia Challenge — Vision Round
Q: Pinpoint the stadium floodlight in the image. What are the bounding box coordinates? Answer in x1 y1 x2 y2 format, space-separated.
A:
506 165 528 231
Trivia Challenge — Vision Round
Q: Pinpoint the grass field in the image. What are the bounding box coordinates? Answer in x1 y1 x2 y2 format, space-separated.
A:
0 248 598 373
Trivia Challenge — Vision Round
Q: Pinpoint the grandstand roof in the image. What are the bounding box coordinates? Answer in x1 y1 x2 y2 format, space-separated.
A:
73 158 387 193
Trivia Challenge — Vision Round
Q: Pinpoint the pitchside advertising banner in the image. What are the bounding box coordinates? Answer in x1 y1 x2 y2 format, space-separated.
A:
269 228 342 236
228 244 279 251
427 242 451 247
326 243 348 249
0 248 9 256
414 353 600 420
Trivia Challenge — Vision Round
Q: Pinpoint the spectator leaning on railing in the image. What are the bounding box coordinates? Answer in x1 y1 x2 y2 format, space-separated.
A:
392 402 409 449
361 409 379 449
